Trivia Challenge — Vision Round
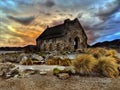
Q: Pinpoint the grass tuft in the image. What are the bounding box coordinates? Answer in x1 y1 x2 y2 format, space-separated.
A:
97 56 119 78
72 54 98 75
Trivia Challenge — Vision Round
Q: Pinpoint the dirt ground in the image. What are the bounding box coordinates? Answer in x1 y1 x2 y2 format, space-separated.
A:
0 73 120 90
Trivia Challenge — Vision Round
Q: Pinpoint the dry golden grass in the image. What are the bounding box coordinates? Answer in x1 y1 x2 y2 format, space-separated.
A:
46 57 61 65
59 58 71 66
72 54 98 75
106 49 118 57
85 48 118 59
85 48 107 58
46 57 71 66
97 57 119 78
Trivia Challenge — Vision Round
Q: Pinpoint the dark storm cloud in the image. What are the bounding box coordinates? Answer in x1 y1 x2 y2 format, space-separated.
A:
7 16 35 25
45 0 55 7
97 0 120 20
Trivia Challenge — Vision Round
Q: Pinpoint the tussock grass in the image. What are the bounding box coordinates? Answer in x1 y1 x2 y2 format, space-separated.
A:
72 54 98 75
85 48 107 58
106 49 117 57
97 57 119 78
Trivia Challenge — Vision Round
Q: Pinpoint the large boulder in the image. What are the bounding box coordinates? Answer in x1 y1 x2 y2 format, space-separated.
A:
17 53 28 63
31 54 43 61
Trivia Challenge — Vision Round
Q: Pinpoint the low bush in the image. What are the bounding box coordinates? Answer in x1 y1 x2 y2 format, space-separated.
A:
53 68 60 75
72 54 98 75
97 57 119 78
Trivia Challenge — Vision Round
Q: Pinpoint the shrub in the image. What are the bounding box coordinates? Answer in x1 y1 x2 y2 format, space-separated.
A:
72 54 98 75
53 68 60 75
97 57 119 78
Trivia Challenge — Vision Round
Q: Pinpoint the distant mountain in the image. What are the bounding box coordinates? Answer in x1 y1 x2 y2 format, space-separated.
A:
92 39 120 52
0 45 36 51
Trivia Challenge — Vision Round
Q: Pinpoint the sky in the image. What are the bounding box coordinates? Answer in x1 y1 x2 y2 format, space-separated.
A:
0 0 120 47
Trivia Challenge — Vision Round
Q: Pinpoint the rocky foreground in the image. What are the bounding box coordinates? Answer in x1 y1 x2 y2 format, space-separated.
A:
0 49 120 90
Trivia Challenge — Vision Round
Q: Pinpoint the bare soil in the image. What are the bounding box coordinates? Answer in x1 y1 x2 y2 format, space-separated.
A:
0 73 120 90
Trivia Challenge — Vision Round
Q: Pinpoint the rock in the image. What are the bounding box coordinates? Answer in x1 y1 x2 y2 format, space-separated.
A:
0 63 19 78
58 73 70 80
20 59 33 65
23 69 39 75
64 66 76 74
3 55 17 63
40 71 47 75
6 67 19 77
17 53 28 63
31 54 43 61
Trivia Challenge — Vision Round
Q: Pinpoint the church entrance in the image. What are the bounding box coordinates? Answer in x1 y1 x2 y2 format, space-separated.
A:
74 37 79 50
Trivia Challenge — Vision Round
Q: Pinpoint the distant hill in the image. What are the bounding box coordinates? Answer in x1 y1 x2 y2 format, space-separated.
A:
92 39 120 52
0 45 36 51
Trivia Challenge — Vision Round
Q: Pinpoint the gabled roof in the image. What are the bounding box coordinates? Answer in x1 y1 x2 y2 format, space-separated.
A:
36 24 66 40
36 18 86 41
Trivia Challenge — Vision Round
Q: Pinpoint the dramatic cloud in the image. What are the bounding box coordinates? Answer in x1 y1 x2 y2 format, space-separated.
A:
96 0 120 20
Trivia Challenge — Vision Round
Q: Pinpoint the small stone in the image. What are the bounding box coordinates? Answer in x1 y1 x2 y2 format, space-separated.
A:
40 71 47 75
23 69 39 75
58 73 70 80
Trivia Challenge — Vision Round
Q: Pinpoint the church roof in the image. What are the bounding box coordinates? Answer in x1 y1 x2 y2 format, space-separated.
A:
36 18 85 40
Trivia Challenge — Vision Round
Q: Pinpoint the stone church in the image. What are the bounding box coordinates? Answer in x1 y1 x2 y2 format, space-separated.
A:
36 18 87 52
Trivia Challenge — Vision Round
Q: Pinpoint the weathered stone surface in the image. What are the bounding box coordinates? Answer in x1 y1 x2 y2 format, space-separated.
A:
0 63 19 78
17 53 28 63
23 69 39 75
58 73 70 80
31 54 43 61
3 55 17 63
40 71 47 75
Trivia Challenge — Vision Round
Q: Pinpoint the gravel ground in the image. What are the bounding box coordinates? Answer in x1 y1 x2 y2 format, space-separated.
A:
0 74 120 90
